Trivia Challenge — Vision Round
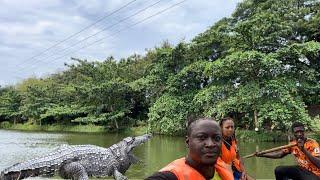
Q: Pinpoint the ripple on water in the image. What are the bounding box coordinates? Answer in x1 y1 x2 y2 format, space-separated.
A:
0 130 67 170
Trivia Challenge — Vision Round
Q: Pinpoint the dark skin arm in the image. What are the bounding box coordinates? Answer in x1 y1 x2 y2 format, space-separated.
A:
302 148 320 168
298 138 320 168
256 150 290 159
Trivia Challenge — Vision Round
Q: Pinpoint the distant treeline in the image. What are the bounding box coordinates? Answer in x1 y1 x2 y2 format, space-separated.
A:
1 0 320 135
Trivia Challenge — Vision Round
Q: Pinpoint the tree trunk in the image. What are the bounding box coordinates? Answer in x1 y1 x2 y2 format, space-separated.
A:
254 109 258 131
114 119 119 130
110 106 118 130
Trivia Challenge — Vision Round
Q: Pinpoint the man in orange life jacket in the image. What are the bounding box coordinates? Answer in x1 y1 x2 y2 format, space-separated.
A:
256 122 320 180
145 117 233 180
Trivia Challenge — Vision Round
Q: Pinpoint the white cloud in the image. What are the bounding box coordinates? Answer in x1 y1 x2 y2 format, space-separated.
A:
128 0 241 42
0 0 243 86
1 0 62 9
0 21 56 36
75 0 127 14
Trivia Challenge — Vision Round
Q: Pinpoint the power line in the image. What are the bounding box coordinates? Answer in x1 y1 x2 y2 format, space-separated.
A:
45 0 187 64
16 0 163 74
17 0 138 68
16 0 187 77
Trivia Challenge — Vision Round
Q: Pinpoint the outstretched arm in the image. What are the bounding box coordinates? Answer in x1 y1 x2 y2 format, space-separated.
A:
256 150 289 159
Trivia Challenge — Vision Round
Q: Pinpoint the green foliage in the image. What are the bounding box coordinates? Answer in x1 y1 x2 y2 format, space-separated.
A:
148 94 190 135
1 0 320 135
167 61 209 95
0 121 11 128
192 85 228 117
0 87 22 120
311 116 320 132
40 105 89 124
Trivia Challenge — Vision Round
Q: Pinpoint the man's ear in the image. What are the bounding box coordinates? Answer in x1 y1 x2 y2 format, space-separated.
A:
185 136 189 148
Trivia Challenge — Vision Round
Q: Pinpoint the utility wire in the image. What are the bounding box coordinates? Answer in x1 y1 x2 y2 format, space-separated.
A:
16 0 187 76
18 0 138 68
16 0 163 73
47 0 187 64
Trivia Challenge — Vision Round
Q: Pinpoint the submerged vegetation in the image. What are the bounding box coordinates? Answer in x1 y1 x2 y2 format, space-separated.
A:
1 0 320 136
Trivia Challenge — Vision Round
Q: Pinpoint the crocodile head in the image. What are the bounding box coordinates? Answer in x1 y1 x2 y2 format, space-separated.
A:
115 134 152 164
125 133 151 153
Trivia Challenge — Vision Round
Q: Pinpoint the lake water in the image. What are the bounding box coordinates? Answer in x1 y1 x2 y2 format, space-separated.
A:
0 129 297 179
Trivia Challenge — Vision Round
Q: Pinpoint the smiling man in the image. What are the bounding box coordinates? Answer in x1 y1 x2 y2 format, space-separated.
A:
256 122 320 180
145 117 233 180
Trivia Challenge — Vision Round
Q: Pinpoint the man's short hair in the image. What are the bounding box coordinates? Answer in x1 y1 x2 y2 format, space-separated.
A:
186 116 215 136
291 122 304 132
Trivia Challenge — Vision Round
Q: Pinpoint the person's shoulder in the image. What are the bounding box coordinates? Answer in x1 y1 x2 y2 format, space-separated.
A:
306 138 319 146
145 171 177 180
306 138 318 142
305 138 320 156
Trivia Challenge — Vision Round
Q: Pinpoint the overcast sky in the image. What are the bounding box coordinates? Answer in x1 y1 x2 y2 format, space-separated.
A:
0 0 242 86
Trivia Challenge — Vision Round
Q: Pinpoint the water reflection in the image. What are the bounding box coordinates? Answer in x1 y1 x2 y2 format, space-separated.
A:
238 141 295 178
0 130 298 179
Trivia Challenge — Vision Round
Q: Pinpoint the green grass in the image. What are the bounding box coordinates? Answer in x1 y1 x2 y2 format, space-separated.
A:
5 123 107 133
1 122 149 134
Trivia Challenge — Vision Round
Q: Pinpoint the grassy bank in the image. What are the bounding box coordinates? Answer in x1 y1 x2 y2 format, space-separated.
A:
4 123 107 133
1 122 318 142
0 121 149 134
123 126 149 136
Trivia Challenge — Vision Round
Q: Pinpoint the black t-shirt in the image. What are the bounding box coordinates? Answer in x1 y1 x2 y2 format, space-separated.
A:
145 171 177 180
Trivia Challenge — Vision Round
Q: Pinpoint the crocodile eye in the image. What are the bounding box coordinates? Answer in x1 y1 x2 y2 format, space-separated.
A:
124 137 134 143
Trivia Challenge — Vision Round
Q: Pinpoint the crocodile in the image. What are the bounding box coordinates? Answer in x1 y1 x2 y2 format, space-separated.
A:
0 134 151 180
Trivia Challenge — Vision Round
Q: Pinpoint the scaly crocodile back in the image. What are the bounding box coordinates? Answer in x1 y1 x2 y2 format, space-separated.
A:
0 144 107 180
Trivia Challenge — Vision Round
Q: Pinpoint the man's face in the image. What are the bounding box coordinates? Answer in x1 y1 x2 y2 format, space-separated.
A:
186 120 222 165
293 126 305 140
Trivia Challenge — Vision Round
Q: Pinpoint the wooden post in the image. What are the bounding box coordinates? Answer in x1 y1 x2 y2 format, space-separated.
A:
254 109 258 131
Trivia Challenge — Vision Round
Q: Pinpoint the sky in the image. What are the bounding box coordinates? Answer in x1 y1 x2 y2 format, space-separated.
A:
0 0 242 86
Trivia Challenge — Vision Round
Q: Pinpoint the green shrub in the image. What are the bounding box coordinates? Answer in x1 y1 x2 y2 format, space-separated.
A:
311 116 320 132
236 130 288 142
0 121 11 128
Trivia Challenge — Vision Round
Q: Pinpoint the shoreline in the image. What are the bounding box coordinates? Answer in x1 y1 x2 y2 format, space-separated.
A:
2 123 317 142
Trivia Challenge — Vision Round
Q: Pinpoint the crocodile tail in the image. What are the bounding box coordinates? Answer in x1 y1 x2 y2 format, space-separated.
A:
0 169 41 180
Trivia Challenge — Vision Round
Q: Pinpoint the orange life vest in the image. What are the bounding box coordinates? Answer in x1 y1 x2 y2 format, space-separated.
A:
282 138 320 176
220 139 242 172
160 157 234 180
